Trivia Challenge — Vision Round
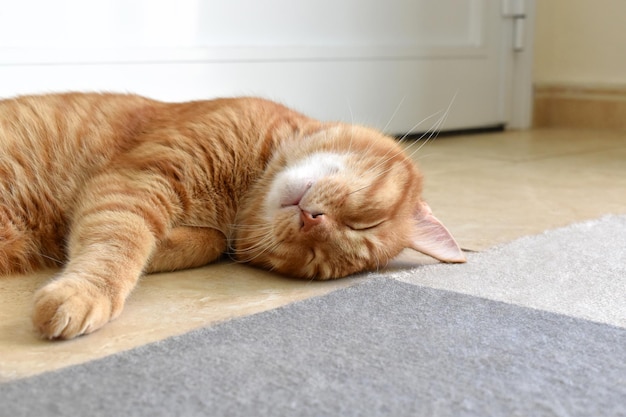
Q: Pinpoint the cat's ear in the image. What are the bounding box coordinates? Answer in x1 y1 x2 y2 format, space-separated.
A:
409 202 466 263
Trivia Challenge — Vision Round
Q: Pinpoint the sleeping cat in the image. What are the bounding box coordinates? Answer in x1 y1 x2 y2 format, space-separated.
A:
0 93 465 339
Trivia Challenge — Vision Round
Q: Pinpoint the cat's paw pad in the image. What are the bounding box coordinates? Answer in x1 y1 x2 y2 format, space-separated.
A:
32 276 120 340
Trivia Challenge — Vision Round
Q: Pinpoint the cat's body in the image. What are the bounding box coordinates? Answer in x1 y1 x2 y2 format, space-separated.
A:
0 92 464 339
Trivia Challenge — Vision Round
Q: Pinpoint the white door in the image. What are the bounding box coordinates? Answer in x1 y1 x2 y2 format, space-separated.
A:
0 0 533 133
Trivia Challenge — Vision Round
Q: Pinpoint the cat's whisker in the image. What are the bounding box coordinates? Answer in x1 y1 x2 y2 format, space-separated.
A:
396 108 445 144
37 252 64 266
381 95 406 134
348 124 355 155
228 229 273 238
405 97 455 161
227 223 274 232
227 220 274 231
348 95 410 158
230 238 282 264
348 184 372 196
402 91 458 158
404 114 446 158
350 96 456 196
349 114 449 194
228 238 274 253
358 109 446 178
229 225 275 244
346 97 355 126
228 230 275 250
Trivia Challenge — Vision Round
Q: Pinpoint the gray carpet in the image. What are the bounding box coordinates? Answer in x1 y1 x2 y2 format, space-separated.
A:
2 216 626 417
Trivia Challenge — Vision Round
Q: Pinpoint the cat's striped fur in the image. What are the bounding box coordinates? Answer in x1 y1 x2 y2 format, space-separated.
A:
0 93 464 339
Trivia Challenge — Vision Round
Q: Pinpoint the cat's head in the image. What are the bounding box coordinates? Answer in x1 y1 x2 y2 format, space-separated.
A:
233 124 465 279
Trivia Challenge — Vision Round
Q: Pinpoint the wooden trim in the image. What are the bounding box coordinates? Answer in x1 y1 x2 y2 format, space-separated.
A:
533 84 626 129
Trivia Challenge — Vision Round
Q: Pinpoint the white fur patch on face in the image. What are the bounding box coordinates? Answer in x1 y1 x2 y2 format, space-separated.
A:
265 152 346 215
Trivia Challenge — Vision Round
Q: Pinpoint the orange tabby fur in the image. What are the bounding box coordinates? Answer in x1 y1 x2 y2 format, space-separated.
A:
0 93 464 339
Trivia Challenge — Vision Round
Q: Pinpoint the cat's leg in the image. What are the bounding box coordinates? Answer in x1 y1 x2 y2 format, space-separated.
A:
32 170 181 339
146 226 226 273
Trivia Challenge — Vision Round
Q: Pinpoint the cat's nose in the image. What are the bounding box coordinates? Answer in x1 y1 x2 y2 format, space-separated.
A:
300 209 324 232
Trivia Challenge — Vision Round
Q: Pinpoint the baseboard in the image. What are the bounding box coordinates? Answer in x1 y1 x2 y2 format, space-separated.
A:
533 83 626 129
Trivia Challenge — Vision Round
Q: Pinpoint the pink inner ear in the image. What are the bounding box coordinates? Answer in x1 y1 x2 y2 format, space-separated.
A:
409 202 466 263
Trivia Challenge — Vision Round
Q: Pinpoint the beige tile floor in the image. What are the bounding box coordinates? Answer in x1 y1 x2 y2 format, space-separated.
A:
2 128 626 381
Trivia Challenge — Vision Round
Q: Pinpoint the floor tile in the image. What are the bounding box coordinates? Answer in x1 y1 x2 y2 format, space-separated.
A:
413 132 626 250
0 264 361 381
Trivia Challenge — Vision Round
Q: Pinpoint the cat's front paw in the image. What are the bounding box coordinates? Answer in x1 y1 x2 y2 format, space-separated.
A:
32 275 123 340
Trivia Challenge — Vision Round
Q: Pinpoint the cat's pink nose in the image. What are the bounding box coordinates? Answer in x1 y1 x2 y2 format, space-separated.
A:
300 209 324 232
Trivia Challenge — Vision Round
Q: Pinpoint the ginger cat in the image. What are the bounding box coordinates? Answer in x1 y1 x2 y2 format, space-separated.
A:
0 93 465 339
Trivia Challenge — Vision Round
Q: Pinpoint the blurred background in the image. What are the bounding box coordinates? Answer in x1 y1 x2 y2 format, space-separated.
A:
0 0 624 133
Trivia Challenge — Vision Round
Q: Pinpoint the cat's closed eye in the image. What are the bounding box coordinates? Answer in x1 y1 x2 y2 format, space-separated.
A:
345 220 386 231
